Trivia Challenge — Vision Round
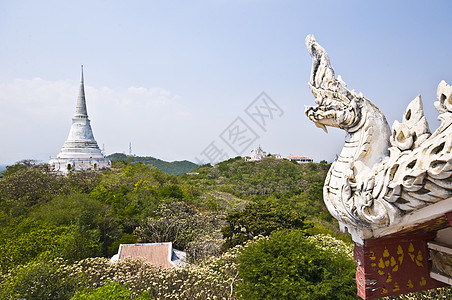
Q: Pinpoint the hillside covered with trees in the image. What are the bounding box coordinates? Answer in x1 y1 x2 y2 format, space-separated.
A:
0 157 449 299
108 153 198 175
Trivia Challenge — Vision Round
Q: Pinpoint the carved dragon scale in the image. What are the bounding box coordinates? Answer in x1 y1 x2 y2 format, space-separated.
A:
304 34 452 230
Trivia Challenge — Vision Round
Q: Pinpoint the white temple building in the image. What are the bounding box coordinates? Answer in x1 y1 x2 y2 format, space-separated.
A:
246 145 267 161
49 66 111 175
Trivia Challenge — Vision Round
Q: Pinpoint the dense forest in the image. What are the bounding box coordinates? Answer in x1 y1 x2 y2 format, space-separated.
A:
108 153 198 175
0 157 450 299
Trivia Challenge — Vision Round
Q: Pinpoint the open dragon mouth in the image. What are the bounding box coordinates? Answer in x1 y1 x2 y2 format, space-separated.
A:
305 96 359 133
305 105 338 133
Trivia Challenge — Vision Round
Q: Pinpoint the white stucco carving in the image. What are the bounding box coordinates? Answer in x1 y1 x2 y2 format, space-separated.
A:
304 35 452 238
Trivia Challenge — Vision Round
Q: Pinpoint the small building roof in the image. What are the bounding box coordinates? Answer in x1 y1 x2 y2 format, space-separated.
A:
113 242 186 268
287 154 313 160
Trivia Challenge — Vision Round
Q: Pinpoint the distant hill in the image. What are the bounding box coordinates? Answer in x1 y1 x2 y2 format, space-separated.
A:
107 153 198 175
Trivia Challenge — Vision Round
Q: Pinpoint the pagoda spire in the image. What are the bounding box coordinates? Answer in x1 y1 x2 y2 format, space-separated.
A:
74 65 88 118
49 66 111 175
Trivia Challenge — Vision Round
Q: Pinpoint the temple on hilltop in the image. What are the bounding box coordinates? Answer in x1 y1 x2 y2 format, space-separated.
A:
245 145 267 161
49 66 111 175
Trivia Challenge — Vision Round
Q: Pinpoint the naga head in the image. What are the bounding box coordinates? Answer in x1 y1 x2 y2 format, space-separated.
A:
304 34 363 133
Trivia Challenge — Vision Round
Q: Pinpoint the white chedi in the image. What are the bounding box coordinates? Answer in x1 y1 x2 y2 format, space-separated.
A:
49 66 110 175
247 145 267 161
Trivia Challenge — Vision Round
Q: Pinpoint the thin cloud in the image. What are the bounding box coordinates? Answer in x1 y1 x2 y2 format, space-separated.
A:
0 78 191 164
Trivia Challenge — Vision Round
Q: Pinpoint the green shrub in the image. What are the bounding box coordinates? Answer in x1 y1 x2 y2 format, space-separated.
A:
237 230 359 300
0 258 85 300
71 282 152 300
0 219 101 273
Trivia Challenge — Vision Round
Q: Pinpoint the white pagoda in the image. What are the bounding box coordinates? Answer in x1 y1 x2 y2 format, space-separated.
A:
49 66 111 175
246 145 267 161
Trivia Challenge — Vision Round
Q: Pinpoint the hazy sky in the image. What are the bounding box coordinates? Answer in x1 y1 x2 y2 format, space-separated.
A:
1 0 451 165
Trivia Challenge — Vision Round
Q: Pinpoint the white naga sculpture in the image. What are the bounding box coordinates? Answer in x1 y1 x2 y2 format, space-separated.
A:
304 35 452 239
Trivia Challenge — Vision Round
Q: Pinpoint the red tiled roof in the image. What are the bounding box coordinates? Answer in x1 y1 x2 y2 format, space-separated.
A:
287 154 312 160
118 243 174 268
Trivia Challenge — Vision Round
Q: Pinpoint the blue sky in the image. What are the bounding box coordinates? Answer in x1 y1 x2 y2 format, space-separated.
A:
1 0 451 165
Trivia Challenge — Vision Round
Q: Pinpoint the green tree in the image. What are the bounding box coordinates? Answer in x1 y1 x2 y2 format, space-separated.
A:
1 162 27 177
221 200 312 251
0 219 71 273
0 218 102 273
0 166 64 217
88 162 171 232
237 230 359 300
134 202 200 250
31 193 118 257
135 201 225 259
158 184 184 199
